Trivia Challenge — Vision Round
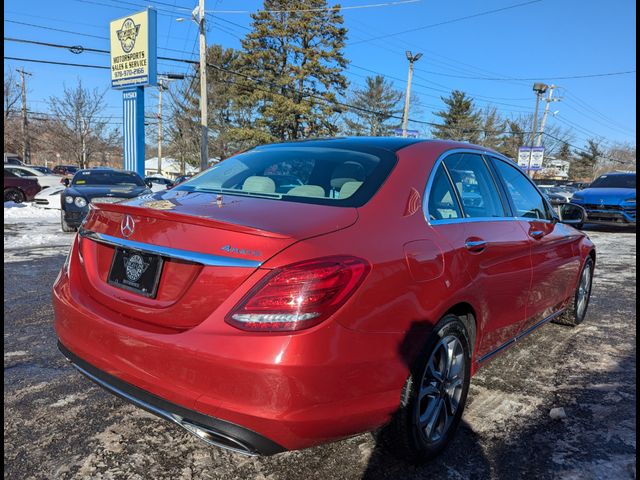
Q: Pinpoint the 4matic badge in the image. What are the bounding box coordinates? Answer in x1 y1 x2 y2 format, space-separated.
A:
116 18 141 53
220 245 262 257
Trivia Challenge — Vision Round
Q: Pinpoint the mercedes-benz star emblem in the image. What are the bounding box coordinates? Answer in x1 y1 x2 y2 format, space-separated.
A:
121 215 135 238
124 254 149 283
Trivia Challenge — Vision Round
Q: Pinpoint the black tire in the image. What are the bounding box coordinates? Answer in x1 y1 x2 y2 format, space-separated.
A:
60 210 75 233
553 256 594 327
4 188 25 203
379 314 472 463
574 222 584 230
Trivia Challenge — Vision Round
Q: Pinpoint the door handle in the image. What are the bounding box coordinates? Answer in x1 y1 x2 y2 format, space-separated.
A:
465 239 487 252
529 230 545 239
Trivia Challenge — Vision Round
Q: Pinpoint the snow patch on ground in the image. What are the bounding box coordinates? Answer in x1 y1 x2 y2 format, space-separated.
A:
4 202 60 223
4 202 73 261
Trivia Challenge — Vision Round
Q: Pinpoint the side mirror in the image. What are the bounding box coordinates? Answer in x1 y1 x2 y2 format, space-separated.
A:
145 179 153 188
558 203 586 225
62 178 70 187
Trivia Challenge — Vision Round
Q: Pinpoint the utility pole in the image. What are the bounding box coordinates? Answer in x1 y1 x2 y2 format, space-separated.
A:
81 117 87 169
401 51 422 138
528 83 548 177
157 78 164 175
17 68 32 164
197 0 208 171
536 85 559 146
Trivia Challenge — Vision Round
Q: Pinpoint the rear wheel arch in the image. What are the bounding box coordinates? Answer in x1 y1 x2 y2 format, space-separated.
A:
443 302 477 357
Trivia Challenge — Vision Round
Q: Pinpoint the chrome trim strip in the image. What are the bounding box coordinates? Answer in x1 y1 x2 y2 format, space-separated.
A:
478 308 566 364
69 362 258 456
79 229 262 268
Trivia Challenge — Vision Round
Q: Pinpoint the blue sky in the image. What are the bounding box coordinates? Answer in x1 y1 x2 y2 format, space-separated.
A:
4 0 637 148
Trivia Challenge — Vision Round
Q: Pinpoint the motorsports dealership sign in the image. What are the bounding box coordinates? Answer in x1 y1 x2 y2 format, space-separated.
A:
110 9 157 88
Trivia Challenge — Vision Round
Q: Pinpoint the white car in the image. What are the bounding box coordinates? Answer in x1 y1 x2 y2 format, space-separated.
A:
4 165 62 189
34 184 64 209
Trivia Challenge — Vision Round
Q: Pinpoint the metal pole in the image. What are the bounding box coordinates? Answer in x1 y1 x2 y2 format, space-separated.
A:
401 60 414 138
81 117 87 169
528 92 542 177
198 0 208 171
18 68 31 164
157 79 163 175
536 85 555 146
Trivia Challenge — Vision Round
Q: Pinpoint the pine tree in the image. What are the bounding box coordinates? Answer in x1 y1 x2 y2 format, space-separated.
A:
167 44 254 169
238 0 348 142
478 106 505 151
432 90 482 143
343 75 403 136
495 120 526 159
569 139 603 180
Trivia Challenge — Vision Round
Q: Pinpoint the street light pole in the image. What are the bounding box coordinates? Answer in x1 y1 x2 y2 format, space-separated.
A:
401 51 422 138
198 0 208 172
528 83 548 177
157 78 164 175
536 85 557 146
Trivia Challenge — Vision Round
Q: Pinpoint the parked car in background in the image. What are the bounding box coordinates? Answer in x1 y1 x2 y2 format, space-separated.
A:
144 175 174 192
167 174 193 189
53 165 79 177
30 165 56 175
538 185 571 205
4 164 63 189
3 153 24 165
60 168 151 232
54 138 595 462
570 172 636 228
34 184 65 210
4 168 41 203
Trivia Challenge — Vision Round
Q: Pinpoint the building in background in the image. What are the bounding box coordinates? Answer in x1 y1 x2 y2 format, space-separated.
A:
538 157 570 180
144 157 200 179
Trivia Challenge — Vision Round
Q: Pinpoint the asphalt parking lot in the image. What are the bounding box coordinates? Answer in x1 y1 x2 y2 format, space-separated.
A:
3 224 636 480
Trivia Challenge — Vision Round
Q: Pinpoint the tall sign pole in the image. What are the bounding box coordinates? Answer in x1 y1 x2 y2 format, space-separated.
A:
110 8 157 177
197 0 208 171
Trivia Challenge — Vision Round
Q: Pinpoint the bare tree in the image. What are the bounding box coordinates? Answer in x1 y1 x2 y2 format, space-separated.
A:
4 68 22 153
48 80 116 168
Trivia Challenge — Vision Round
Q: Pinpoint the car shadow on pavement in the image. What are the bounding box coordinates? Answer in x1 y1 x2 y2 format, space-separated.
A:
359 318 636 480
360 321 491 480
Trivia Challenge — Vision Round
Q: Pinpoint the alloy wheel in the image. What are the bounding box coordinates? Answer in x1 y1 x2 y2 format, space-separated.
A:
417 335 466 443
576 262 592 319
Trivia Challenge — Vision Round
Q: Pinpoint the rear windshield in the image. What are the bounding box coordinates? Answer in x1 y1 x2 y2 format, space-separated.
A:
174 146 397 207
72 170 145 186
590 173 636 189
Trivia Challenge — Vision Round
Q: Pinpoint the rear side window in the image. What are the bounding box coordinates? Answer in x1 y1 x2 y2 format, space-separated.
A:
175 146 397 207
492 159 551 220
443 153 505 218
428 165 462 220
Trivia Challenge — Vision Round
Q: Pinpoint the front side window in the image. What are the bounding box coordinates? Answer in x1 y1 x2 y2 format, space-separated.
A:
443 153 506 218
175 146 397 207
428 165 462 220
492 158 551 220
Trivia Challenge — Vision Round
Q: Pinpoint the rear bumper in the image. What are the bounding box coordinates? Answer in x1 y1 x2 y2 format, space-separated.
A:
58 341 285 456
53 257 407 451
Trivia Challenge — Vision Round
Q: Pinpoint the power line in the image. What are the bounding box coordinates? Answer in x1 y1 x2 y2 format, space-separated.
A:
349 0 542 45
413 68 636 81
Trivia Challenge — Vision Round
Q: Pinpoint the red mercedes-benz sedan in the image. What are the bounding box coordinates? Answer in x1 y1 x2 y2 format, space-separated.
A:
53 138 595 461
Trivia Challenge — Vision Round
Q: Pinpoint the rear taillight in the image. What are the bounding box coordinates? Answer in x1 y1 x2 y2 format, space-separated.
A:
225 256 370 332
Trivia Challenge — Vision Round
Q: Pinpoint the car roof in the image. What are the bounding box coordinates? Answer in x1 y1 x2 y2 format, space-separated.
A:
255 136 427 153
598 171 636 176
